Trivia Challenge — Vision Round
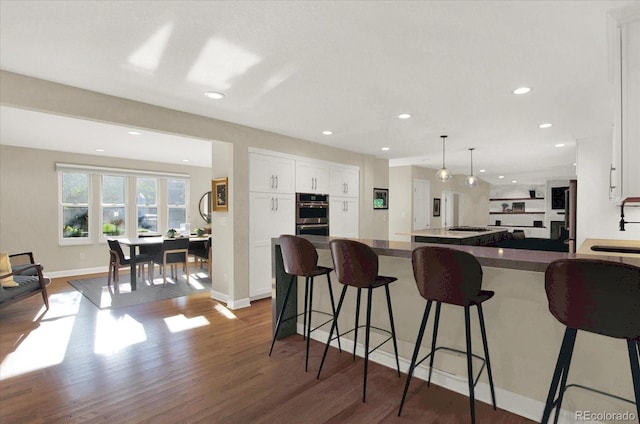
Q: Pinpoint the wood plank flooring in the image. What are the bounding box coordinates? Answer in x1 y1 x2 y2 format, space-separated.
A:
0 275 535 423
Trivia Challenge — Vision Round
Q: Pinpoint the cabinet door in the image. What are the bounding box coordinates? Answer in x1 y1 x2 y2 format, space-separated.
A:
250 153 275 192
296 160 329 194
272 156 296 194
249 192 295 299
622 18 640 198
330 197 359 238
330 166 359 197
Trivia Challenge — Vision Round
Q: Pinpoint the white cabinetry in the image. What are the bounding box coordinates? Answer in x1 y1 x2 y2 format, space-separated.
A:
296 160 329 194
249 151 295 299
330 197 359 238
329 164 359 238
610 7 640 201
250 152 295 194
330 166 359 197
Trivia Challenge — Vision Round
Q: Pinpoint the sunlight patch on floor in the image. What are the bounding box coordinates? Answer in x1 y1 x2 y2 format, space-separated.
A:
214 303 237 320
164 314 210 332
94 311 147 354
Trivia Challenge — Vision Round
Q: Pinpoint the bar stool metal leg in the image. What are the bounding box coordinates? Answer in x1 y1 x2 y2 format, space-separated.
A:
317 285 348 379
627 339 640 421
398 300 433 416
353 288 362 360
385 283 401 376
427 302 442 386
477 303 497 409
326 273 342 352
305 276 314 372
363 287 373 402
269 273 296 356
541 327 577 424
464 306 476 424
303 276 309 340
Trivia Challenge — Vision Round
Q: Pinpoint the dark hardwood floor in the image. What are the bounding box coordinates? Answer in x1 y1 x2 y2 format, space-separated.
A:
0 274 534 423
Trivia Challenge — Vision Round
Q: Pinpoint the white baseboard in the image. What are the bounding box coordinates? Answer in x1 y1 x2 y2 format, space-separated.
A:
46 266 108 278
210 290 228 303
250 290 271 301
298 325 596 424
226 297 251 310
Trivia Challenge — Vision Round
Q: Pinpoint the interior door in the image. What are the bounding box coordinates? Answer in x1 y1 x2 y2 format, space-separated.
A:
442 191 463 228
413 179 430 230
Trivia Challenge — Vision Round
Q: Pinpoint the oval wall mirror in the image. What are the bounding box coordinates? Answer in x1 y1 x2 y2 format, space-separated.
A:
199 191 212 223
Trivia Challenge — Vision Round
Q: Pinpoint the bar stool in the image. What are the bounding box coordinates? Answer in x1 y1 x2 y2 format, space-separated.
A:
542 258 640 424
398 246 496 423
317 239 401 402
269 235 341 372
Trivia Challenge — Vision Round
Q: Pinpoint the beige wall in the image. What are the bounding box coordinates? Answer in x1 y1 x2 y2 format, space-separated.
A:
0 145 211 272
389 165 491 241
0 71 388 305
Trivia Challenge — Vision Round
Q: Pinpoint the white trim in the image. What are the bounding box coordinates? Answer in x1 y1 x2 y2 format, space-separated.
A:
56 162 189 179
248 147 359 172
226 297 251 310
300 326 600 424
210 290 228 303
250 289 271 301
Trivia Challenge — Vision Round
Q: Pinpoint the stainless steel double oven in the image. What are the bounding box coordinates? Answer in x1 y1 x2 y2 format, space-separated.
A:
296 193 329 236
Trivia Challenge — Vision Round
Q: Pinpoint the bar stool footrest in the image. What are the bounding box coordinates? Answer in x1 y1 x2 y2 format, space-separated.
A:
415 345 488 389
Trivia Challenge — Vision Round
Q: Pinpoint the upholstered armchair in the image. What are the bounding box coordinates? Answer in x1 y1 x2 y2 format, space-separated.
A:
0 252 51 310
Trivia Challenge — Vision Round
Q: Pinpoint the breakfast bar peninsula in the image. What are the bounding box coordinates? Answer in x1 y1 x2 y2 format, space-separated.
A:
270 235 639 422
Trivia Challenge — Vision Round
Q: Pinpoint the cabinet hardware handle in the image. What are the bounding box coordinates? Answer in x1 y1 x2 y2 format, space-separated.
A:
270 175 274 189
275 175 278 189
275 198 279 210
271 197 274 211
345 183 348 193
609 165 617 199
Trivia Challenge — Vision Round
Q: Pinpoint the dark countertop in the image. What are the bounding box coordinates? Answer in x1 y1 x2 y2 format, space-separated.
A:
273 235 640 272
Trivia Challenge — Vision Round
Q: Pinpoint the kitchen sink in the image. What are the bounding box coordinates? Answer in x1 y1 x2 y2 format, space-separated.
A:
590 245 640 255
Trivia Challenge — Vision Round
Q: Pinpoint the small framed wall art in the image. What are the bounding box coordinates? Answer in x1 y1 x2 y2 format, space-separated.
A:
433 198 441 217
212 177 229 212
373 188 389 209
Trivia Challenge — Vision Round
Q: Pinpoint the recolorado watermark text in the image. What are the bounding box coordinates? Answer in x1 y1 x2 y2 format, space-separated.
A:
575 410 636 421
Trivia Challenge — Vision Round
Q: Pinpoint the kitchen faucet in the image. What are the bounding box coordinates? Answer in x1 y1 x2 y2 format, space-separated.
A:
619 197 640 231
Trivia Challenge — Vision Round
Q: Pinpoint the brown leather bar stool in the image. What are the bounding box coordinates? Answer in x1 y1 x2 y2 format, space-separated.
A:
542 259 640 424
398 246 496 423
317 239 401 402
269 235 341 372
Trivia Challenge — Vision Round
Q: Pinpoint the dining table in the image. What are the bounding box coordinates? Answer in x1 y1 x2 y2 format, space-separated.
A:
118 235 210 290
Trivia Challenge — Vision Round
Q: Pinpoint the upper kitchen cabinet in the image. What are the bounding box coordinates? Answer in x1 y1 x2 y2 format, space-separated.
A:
249 151 295 194
609 5 640 202
330 165 359 197
296 160 330 194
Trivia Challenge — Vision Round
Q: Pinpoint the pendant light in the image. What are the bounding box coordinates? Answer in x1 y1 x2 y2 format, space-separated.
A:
465 148 478 187
436 135 451 182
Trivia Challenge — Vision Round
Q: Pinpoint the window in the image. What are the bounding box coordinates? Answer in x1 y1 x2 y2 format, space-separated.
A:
61 172 90 239
102 175 126 237
137 177 158 234
167 178 187 230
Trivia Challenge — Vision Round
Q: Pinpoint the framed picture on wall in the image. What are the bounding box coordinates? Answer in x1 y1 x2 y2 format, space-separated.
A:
212 177 228 212
433 198 441 217
373 188 389 209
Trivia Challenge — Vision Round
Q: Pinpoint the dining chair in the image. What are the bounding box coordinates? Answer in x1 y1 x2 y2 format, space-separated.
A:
107 239 153 290
150 238 191 286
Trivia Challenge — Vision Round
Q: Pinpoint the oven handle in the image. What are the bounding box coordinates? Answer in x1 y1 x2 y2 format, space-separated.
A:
297 202 328 208
297 224 329 229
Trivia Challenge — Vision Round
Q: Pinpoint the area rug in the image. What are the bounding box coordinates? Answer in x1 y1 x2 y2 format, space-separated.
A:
68 272 212 310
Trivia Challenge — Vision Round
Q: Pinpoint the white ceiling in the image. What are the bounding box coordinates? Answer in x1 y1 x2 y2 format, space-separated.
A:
0 0 635 184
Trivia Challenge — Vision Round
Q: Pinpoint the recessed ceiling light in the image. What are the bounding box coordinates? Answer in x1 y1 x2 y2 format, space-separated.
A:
398 113 411 119
381 147 390 151
479 169 486 173
573 163 577 166
322 130 333 135
513 87 531 95
182 159 190 162
498 175 505 179
539 123 552 129
512 180 518 183
204 91 225 99
555 143 565 147
96 148 105 152
128 131 141 135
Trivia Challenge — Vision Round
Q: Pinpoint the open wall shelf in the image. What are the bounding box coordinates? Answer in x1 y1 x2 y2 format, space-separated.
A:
490 197 544 201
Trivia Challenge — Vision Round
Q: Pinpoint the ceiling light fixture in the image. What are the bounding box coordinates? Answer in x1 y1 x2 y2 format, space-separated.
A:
498 175 505 179
555 143 565 147
398 113 411 119
381 147 390 151
436 135 451 182
539 123 552 129
464 148 478 188
479 169 486 173
513 87 531 95
182 159 190 162
128 131 141 135
96 148 105 152
322 130 333 135
512 180 518 183
204 91 225 99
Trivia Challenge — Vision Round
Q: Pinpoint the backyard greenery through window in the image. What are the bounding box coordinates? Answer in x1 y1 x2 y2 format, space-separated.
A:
102 175 126 236
61 172 90 238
